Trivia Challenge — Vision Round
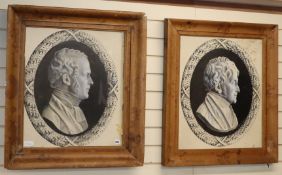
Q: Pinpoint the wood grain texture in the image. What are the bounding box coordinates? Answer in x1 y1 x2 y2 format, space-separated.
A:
1 146 164 165
0 164 192 175
162 19 278 166
4 5 146 169
0 1 282 174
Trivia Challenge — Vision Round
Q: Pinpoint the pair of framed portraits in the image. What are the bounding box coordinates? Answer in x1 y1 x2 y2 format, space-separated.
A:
4 5 278 169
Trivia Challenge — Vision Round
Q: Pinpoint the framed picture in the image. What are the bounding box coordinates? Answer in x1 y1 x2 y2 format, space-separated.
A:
162 19 278 166
5 5 146 169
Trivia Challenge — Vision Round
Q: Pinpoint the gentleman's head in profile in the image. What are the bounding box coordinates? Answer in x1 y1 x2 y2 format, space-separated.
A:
196 56 240 133
42 48 94 135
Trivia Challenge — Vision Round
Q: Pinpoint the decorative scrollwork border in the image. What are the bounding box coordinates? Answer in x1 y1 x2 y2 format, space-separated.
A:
24 30 118 146
181 38 260 146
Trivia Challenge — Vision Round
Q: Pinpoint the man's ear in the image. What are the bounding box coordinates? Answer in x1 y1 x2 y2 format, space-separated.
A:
214 83 222 94
62 74 71 86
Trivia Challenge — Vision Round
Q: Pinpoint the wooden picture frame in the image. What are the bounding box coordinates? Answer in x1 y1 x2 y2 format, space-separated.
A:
5 5 146 169
162 19 278 166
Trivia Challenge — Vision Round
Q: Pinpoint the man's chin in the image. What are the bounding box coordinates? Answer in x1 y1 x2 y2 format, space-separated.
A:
233 99 237 104
78 95 89 101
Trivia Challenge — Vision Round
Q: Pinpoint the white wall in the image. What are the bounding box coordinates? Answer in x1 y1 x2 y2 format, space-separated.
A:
0 0 282 174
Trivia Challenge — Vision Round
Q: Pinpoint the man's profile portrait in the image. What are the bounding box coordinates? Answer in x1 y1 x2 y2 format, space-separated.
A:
42 48 94 135
196 56 240 133
180 38 259 146
24 29 120 146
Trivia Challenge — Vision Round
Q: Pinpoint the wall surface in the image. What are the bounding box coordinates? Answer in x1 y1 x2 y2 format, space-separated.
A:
0 0 282 174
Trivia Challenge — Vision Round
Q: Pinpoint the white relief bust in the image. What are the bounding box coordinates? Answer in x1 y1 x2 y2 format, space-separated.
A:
196 56 240 133
42 48 94 135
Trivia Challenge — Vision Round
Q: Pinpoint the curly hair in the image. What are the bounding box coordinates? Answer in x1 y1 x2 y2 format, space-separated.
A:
203 56 239 93
48 48 88 89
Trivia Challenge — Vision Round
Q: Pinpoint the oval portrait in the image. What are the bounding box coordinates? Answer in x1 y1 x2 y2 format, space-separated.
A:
180 38 261 146
24 30 119 146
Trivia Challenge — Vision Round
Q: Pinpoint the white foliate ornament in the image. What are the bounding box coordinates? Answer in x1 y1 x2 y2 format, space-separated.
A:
181 39 260 146
25 30 119 146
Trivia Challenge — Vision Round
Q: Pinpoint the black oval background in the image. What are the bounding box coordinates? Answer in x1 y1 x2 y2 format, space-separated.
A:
189 48 253 137
34 40 108 136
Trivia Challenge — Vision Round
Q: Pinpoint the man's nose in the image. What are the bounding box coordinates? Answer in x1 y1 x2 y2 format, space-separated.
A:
236 85 240 92
89 77 94 85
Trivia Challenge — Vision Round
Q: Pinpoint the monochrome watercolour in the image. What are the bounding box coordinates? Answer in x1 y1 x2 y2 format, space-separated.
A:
24 28 124 147
179 36 262 149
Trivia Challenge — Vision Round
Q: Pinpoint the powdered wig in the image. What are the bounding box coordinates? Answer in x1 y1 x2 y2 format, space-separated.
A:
48 48 88 89
203 56 239 93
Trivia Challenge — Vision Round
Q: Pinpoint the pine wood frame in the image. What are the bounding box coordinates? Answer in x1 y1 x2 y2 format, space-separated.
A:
4 5 146 169
162 19 278 166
